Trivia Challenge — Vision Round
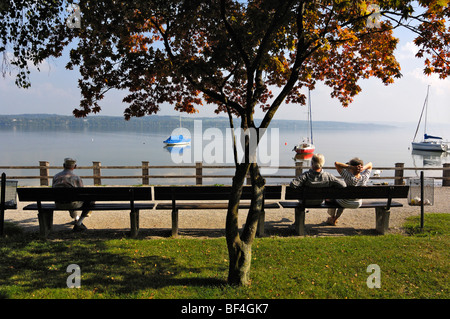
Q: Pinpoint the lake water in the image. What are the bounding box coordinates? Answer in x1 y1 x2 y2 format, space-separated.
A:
1 122 449 186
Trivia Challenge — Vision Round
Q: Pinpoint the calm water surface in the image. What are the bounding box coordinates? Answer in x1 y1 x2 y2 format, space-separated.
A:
1 123 449 185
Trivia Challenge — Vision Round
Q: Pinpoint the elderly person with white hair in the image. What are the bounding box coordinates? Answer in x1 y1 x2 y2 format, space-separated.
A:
52 158 91 231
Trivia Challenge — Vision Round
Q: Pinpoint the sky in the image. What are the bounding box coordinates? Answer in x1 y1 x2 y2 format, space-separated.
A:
1 20 449 125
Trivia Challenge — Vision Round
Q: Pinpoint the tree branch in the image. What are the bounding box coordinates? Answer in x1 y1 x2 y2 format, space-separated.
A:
220 0 250 68
150 15 246 115
259 1 310 130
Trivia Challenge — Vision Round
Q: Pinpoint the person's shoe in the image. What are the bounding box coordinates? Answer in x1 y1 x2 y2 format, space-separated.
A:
326 217 338 226
70 216 80 225
73 223 88 232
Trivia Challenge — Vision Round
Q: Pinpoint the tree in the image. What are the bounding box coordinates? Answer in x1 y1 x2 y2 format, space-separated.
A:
1 0 449 285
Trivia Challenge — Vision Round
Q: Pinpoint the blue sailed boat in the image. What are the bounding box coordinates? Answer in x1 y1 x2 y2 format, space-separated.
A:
163 134 191 146
163 115 191 146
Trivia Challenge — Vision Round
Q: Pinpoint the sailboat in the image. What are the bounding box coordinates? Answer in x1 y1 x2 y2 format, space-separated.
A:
163 115 191 146
293 90 315 154
411 86 448 152
163 134 191 146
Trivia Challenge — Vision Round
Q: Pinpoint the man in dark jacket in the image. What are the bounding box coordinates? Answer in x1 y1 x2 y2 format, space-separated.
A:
52 158 91 231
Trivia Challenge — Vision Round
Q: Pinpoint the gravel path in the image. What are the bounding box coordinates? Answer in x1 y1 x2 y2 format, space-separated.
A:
5 187 449 239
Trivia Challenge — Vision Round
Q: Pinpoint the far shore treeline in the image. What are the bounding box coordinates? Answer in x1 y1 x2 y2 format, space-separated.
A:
0 114 393 132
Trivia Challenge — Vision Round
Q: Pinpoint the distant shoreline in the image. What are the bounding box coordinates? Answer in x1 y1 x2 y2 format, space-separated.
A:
0 113 397 131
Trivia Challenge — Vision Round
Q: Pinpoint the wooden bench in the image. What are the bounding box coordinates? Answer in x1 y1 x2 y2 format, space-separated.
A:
279 185 409 235
17 187 154 238
153 185 282 236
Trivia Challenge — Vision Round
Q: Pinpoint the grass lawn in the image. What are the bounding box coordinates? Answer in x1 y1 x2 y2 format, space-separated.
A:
0 213 448 299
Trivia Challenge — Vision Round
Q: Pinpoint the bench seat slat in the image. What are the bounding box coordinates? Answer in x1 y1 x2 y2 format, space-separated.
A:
23 203 155 211
279 200 403 209
156 202 280 210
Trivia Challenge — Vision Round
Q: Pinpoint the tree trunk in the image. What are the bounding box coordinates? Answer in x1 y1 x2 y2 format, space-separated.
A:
227 237 253 285
226 163 249 285
226 162 265 285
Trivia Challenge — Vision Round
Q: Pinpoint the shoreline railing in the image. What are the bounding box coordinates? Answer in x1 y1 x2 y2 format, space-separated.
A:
1 161 449 186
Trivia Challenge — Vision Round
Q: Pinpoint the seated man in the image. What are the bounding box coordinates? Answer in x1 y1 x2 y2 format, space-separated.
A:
290 154 345 206
52 158 91 231
327 158 373 225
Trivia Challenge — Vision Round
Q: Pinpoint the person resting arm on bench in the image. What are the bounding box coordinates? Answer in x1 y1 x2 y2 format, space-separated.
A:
327 158 373 225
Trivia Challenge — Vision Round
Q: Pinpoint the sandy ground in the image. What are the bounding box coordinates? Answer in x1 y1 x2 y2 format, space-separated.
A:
4 186 449 239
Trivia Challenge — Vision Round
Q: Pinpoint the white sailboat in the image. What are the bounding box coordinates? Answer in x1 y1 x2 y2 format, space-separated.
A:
293 90 315 154
411 86 448 152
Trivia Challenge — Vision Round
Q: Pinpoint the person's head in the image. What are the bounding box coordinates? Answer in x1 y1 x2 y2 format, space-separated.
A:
63 158 77 170
348 157 363 175
311 154 325 171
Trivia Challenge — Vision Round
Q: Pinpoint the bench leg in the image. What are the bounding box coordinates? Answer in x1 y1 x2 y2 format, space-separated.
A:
294 207 306 236
130 209 140 238
37 210 53 239
172 208 179 237
256 210 265 237
375 207 390 235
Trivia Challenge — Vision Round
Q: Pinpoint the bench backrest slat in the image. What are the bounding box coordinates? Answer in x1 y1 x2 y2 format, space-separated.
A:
285 186 409 200
263 185 283 200
154 185 282 201
17 187 152 202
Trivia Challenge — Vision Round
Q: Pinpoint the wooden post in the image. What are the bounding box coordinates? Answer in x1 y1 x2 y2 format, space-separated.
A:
443 163 450 187
130 210 140 238
38 209 54 238
295 161 303 177
394 163 404 185
172 208 179 237
375 207 390 235
294 206 306 236
93 161 101 185
0 173 5 237
142 161 149 185
196 162 202 185
39 161 50 186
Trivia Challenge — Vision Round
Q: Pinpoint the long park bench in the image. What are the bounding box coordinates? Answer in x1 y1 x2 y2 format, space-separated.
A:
15 184 409 238
279 185 410 235
17 187 154 238
153 185 282 236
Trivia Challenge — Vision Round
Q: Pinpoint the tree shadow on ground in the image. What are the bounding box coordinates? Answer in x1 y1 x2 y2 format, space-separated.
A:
0 233 227 298
262 218 377 237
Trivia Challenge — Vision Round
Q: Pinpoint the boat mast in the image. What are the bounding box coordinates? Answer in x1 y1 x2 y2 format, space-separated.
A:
424 86 429 137
308 89 313 144
413 85 430 142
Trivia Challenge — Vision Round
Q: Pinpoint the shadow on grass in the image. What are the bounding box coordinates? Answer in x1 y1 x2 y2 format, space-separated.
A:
262 218 377 237
0 232 227 298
